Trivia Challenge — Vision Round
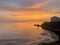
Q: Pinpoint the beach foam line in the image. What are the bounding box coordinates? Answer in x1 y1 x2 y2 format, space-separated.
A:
21 39 52 45
21 30 59 45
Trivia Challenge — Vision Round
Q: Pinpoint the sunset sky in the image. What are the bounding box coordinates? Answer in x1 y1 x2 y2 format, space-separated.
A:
0 0 60 21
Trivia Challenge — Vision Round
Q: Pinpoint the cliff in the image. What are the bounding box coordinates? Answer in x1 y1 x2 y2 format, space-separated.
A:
41 21 60 38
42 21 60 29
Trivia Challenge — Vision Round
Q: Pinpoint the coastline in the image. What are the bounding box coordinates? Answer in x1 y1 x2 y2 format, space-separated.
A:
41 22 60 38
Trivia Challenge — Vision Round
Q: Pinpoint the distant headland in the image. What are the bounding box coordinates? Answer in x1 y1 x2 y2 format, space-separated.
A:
41 16 60 38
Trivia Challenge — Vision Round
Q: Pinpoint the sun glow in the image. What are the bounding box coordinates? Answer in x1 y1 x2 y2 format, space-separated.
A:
0 10 59 21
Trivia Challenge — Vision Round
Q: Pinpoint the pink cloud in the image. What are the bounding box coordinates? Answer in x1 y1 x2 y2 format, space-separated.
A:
26 0 51 9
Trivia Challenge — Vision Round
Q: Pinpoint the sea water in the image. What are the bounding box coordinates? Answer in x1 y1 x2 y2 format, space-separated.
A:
0 21 59 45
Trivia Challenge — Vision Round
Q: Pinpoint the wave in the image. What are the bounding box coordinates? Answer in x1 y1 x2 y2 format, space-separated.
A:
0 30 59 45
21 30 59 45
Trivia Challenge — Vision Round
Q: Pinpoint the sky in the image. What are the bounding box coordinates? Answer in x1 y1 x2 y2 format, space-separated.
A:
0 0 60 21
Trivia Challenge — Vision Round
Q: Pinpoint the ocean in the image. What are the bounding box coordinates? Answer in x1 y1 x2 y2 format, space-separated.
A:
0 21 59 45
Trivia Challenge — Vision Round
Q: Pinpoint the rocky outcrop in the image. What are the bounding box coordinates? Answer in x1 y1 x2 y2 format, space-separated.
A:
41 22 60 38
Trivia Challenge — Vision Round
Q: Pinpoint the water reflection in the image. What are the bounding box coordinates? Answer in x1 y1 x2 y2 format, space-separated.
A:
0 21 59 45
0 21 44 39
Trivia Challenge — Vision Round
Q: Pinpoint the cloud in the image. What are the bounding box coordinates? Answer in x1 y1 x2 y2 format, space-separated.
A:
0 0 60 21
40 0 60 12
26 0 50 9
0 0 50 10
0 0 60 13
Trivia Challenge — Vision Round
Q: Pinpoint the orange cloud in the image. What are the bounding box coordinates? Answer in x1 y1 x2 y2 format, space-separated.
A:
0 9 59 21
26 0 50 9
27 3 44 9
